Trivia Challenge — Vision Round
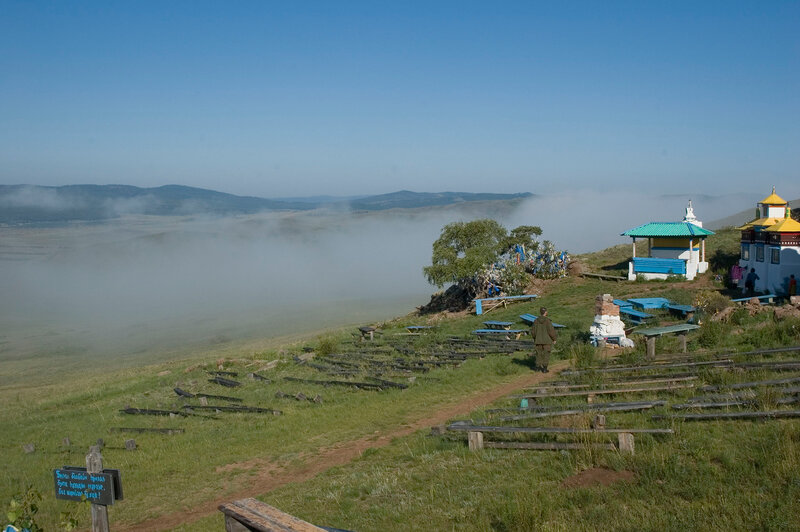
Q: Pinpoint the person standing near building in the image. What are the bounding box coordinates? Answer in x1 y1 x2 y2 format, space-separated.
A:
531 307 557 372
744 268 759 295
789 274 797 296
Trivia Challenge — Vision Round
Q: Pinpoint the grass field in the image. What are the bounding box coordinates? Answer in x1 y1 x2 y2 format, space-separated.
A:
4 227 800 531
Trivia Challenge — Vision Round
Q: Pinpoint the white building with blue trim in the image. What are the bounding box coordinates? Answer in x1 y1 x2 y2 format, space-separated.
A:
738 188 800 295
622 201 714 281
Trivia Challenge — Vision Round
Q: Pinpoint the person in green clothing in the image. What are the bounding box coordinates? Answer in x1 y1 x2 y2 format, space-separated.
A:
531 307 557 372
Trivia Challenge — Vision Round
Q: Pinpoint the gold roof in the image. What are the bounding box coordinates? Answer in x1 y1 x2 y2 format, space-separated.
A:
765 216 800 233
738 217 782 230
760 187 787 205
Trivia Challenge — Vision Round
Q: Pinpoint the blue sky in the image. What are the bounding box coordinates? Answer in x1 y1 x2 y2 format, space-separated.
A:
1 1 798 198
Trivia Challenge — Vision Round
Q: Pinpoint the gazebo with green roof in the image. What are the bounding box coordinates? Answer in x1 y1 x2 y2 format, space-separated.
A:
621 201 715 281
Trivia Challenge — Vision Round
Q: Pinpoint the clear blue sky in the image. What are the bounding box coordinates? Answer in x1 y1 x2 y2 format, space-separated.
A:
1 1 798 198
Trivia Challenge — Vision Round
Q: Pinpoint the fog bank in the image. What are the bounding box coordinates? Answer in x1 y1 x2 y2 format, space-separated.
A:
0 191 757 381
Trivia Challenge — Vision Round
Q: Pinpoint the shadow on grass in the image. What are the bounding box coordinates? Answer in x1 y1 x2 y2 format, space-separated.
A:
511 356 537 370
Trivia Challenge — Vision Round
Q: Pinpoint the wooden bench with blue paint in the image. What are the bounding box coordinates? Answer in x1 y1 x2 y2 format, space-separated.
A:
473 294 538 315
634 323 701 357
519 314 566 328
472 328 528 340
618 307 654 325
613 299 633 308
406 325 434 334
483 321 514 330
731 294 778 305
627 297 671 310
631 257 687 275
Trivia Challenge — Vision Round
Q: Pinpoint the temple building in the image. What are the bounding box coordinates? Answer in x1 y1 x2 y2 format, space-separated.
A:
737 188 800 294
622 201 714 281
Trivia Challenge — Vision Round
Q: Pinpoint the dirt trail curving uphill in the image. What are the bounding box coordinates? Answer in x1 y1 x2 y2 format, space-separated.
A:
119 361 570 531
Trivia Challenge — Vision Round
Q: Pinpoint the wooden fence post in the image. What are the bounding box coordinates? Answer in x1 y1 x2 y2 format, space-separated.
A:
618 433 635 455
646 337 656 360
678 333 687 353
468 431 484 451
86 445 110 532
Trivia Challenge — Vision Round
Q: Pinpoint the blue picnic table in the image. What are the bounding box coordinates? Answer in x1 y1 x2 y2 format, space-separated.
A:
519 314 566 328
627 297 671 310
613 299 633 308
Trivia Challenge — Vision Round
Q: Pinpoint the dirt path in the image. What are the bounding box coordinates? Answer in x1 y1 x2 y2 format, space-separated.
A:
120 361 570 531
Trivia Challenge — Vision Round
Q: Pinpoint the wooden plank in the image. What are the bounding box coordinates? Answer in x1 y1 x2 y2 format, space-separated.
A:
497 401 664 422
514 383 693 399
523 377 697 392
230 498 326 532
109 427 184 435
485 441 617 451
219 498 327 532
561 359 733 376
671 397 799 410
653 410 800 421
701 376 800 392
448 424 673 434
580 272 627 281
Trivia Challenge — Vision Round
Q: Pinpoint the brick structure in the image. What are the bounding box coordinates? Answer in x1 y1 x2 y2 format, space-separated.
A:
595 294 619 317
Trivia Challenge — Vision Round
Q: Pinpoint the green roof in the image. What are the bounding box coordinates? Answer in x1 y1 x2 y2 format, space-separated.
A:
621 222 715 238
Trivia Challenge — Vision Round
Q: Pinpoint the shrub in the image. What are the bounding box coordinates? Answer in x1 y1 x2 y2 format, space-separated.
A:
316 334 338 355
694 290 730 315
570 343 597 369
698 321 730 349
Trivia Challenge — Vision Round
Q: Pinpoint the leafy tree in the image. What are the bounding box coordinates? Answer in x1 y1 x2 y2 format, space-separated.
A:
423 219 543 293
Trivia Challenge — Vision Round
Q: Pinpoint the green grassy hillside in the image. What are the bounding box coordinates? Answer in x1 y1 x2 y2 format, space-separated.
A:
4 226 800 531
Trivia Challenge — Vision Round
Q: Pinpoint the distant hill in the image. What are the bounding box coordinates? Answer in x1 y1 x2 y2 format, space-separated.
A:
0 185 533 225
707 198 800 229
0 184 318 225
347 190 533 211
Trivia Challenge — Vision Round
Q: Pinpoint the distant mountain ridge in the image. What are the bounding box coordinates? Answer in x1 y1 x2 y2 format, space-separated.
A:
0 184 533 225
348 190 532 211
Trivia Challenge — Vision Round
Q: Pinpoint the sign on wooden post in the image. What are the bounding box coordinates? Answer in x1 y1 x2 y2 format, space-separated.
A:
54 447 122 532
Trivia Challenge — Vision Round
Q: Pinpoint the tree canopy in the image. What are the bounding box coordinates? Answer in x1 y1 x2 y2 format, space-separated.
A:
423 219 543 291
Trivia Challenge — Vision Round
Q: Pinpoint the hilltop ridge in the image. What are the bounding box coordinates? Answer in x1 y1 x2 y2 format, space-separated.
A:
0 184 532 224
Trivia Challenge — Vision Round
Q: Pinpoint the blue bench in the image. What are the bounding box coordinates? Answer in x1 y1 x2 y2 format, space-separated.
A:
731 294 777 305
632 257 687 275
519 314 566 328
406 325 434 333
613 299 633 308
627 297 671 310
472 329 528 340
619 307 654 324
483 321 514 330
473 294 538 315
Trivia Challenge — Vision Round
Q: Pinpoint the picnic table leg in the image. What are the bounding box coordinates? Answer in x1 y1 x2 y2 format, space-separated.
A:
475 300 483 315
646 336 656 360
678 332 687 353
